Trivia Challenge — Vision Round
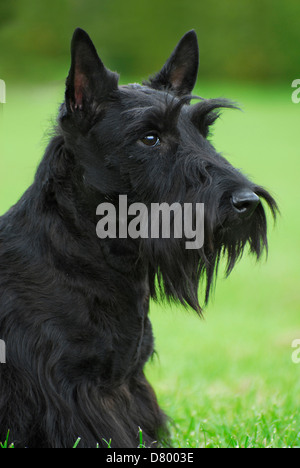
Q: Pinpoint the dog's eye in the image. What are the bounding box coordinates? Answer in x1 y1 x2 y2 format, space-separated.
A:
140 135 160 147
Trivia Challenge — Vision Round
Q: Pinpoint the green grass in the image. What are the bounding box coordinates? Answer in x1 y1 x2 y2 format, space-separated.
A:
0 431 14 448
0 80 299 448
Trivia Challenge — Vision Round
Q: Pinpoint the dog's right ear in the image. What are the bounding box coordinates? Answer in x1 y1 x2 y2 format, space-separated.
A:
146 30 199 96
65 28 119 113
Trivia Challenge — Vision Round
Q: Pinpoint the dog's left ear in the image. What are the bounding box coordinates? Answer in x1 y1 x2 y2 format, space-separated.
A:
146 30 199 96
65 28 119 112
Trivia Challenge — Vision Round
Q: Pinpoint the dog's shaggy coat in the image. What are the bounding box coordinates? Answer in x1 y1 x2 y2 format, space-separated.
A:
0 29 277 447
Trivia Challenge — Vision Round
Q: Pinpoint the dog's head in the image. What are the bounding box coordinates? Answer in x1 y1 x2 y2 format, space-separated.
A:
59 29 278 312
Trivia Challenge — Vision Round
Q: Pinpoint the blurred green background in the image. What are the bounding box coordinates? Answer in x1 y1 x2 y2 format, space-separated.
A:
0 0 299 447
0 0 300 82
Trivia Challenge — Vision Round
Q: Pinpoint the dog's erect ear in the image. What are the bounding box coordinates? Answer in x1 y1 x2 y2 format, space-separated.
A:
65 28 119 112
146 30 199 96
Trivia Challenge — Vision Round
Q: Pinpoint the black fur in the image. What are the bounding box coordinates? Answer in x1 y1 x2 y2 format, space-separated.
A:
0 29 277 448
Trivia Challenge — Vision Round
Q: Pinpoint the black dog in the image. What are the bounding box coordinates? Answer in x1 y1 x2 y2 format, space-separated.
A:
0 29 277 448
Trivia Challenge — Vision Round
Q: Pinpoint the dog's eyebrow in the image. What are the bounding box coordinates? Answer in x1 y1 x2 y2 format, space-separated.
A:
120 95 193 136
120 106 155 119
190 98 239 122
189 98 239 136
120 106 166 135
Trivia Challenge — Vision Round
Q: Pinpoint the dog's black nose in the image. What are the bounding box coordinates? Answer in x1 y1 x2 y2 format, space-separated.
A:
231 189 260 215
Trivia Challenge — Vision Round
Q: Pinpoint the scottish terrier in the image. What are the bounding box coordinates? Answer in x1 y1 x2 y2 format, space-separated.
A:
0 29 277 448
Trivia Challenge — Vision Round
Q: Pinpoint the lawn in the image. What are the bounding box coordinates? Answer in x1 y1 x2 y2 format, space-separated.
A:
0 80 299 448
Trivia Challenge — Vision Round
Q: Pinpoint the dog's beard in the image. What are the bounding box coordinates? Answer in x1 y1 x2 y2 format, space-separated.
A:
140 186 278 314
